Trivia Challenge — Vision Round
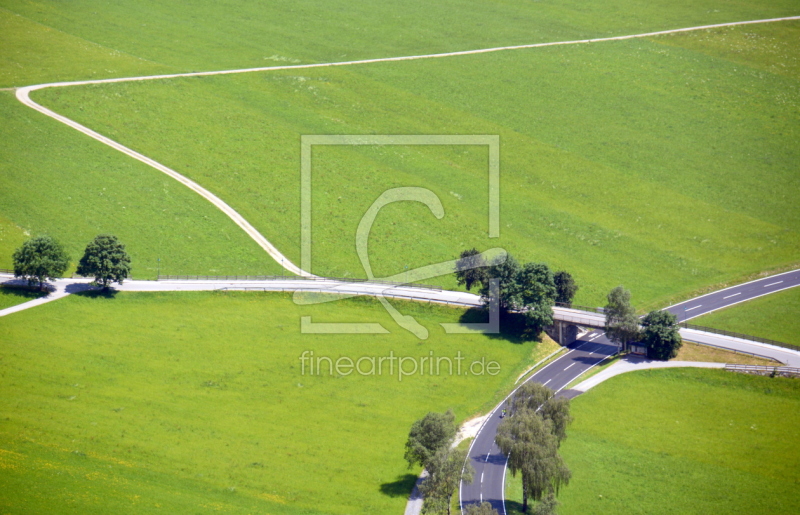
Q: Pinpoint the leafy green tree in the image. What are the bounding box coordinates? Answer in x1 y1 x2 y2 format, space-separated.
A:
553 271 578 306
12 235 70 290
604 286 641 352
76 234 132 290
642 310 683 360
465 502 500 515
479 254 521 312
496 410 571 512
404 410 457 469
479 256 556 335
531 493 559 515
516 263 556 335
454 248 488 291
508 382 572 444
420 447 473 515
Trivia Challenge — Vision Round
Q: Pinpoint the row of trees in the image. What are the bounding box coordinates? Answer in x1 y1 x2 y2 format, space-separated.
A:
13 234 131 291
404 384 571 515
454 249 578 336
604 285 683 360
455 249 682 360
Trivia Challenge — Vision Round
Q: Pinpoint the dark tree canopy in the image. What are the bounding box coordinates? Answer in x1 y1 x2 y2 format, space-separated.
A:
553 271 578 306
516 263 556 335
420 447 473 515
478 255 556 336
642 310 683 360
465 502 500 515
404 410 457 470
479 254 521 312
13 235 70 289
604 286 641 352
454 248 488 291
76 234 131 290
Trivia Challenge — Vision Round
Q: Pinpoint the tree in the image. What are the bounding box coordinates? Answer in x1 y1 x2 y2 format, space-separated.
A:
12 235 70 290
404 410 457 470
465 502 500 515
604 286 641 352
508 382 572 444
76 234 131 290
420 447 473 515
641 310 683 360
553 271 578 307
454 248 488 291
479 256 557 336
531 493 559 515
496 410 571 512
479 254 521 312
516 263 556 335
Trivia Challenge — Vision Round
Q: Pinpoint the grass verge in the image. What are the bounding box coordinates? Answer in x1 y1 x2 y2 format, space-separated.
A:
692 286 800 345
554 368 800 514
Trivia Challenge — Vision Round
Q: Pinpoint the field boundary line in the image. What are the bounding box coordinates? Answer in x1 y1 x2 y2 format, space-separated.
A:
14 15 800 278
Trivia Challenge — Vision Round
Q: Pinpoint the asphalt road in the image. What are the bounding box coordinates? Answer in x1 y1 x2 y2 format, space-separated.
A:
460 330 618 513
665 269 800 322
459 269 800 514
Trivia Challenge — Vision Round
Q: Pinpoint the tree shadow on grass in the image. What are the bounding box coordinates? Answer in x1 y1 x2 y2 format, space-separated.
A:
504 499 525 515
379 473 418 498
73 288 118 299
457 308 540 344
0 284 47 301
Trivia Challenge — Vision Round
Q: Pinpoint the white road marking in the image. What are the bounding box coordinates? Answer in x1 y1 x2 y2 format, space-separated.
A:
481 472 484 483
685 305 702 311
485 452 490 462
723 292 741 299
764 281 784 287
589 334 600 341
543 379 552 386
564 363 575 371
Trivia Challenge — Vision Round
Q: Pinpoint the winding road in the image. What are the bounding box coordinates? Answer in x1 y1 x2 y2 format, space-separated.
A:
458 269 800 514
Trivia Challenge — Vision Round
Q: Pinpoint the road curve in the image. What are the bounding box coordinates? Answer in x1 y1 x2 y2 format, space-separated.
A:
459 271 800 514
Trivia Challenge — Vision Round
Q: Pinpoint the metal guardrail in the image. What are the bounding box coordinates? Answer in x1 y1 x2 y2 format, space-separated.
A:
158 274 442 291
725 364 800 377
679 322 800 352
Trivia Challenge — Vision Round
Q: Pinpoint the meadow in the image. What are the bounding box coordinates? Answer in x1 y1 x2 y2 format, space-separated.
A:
31 20 800 307
3 0 799 87
0 90 280 277
0 291 544 514
693 286 800 345
507 368 800 514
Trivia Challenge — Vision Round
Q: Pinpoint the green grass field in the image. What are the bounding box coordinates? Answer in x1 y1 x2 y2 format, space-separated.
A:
693 285 800 345
0 285 45 310
30 21 800 306
3 0 799 87
0 291 543 514
0 91 281 277
507 368 800 514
